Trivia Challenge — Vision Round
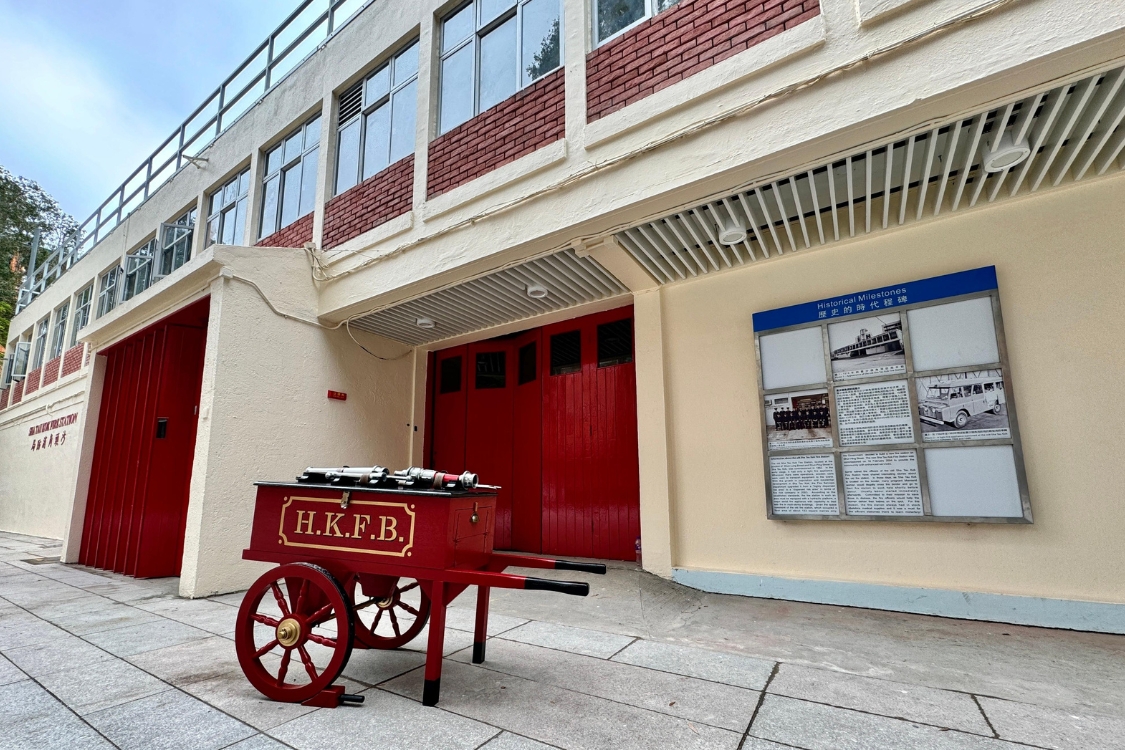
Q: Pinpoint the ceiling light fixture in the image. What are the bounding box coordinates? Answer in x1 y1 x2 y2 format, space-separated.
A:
717 216 748 246
415 317 435 329
982 132 1031 173
526 284 548 299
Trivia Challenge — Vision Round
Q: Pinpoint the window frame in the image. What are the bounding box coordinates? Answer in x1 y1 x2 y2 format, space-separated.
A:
49 301 69 361
260 114 322 239
437 0 563 135
30 316 50 372
593 0 678 47
71 285 93 347
157 208 198 281
206 169 250 248
4 335 31 385
335 39 420 196
122 238 157 302
96 265 122 319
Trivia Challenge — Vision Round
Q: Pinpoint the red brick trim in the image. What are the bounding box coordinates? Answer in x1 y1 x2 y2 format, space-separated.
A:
61 344 85 378
586 0 821 122
40 356 61 388
0 388 8 411
23 367 42 396
256 212 314 248
323 155 415 250
11 379 24 405
427 68 565 199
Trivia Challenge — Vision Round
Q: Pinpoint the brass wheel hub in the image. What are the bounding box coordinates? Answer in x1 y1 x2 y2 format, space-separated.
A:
276 617 302 648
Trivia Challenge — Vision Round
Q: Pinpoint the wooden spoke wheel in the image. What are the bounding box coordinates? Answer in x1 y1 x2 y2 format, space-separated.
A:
235 563 354 703
346 575 430 650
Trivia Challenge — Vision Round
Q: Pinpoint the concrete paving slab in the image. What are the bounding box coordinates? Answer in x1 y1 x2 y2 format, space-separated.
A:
271 686 500 750
85 685 256 750
499 620 636 659
224 735 292 750
208 591 249 607
0 653 25 685
342 646 427 686
84 617 210 657
611 638 775 690
34 654 171 715
23 592 115 617
751 694 1022 749
1 581 94 609
977 696 1125 750
0 615 71 650
34 600 163 635
127 634 241 686
444 605 528 636
401 623 477 656
383 659 742 750
135 596 239 635
452 638 760 732
0 679 115 750
769 663 993 736
179 671 320 731
4 633 117 677
480 730 560 749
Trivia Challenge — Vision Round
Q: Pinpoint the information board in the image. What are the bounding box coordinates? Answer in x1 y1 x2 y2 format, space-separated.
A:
753 267 1031 522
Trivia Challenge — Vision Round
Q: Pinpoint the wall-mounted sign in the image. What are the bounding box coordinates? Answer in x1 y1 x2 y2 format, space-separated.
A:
752 267 1031 523
28 412 78 452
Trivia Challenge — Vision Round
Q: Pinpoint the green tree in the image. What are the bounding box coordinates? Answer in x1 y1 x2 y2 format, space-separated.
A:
0 165 78 351
525 18 560 83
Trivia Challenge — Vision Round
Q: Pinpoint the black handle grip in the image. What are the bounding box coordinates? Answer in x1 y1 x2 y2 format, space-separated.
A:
553 560 607 575
524 578 590 596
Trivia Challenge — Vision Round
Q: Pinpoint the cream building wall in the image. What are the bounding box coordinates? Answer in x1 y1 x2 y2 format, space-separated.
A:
659 169 1125 623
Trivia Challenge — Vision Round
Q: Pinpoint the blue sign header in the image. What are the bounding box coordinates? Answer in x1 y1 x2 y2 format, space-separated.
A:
752 266 997 333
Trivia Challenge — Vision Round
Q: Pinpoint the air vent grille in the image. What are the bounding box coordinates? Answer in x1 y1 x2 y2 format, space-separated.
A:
339 81 364 125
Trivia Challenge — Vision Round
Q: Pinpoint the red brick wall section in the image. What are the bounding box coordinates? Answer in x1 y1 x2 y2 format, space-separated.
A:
427 68 565 199
61 344 85 378
586 0 820 122
11 379 23 405
256 212 314 248
40 356 61 388
23 367 42 396
322 155 415 250
0 388 8 411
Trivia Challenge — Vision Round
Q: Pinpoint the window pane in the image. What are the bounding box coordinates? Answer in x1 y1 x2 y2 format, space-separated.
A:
299 147 319 217
440 44 474 133
207 218 219 246
390 81 417 163
655 0 680 10
522 0 561 83
597 318 633 367
550 330 581 375
475 351 506 389
281 164 302 227
366 65 390 104
336 119 361 194
362 104 391 179
210 191 222 215
442 3 474 53
480 0 515 26
261 176 280 238
479 16 517 112
233 198 247 245
597 0 645 42
439 356 462 393
284 133 303 163
304 115 321 149
267 144 284 176
223 178 237 206
393 41 419 85
238 169 250 196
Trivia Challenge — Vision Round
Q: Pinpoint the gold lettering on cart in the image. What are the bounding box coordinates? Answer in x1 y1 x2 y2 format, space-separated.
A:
279 496 415 557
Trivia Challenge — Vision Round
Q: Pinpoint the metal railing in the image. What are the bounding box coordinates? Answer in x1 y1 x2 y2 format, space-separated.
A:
15 0 372 315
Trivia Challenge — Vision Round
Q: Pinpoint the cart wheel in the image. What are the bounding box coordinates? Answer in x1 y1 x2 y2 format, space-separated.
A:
346 575 430 650
235 563 354 703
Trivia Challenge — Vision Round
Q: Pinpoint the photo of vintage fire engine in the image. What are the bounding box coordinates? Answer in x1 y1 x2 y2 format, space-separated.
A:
916 371 1008 432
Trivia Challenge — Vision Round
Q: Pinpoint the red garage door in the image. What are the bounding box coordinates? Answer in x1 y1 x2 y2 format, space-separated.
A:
79 299 209 578
426 307 639 560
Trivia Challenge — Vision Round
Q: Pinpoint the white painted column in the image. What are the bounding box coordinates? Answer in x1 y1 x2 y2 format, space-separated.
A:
312 92 337 249
60 351 106 563
412 8 438 215
562 0 589 149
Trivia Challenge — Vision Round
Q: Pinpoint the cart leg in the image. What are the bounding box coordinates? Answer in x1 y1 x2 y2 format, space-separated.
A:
473 586 490 664
423 581 447 707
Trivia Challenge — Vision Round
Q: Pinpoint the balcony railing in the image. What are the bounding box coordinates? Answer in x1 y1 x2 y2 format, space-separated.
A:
15 0 372 315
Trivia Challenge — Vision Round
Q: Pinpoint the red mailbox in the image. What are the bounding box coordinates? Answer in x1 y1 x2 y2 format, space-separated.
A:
235 476 604 708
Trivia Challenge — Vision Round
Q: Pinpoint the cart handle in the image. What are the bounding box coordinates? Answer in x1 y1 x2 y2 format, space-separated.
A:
524 578 590 596
489 553 607 575
553 560 607 575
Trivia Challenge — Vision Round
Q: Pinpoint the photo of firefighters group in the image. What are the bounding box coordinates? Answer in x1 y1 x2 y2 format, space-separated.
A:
752 267 1031 522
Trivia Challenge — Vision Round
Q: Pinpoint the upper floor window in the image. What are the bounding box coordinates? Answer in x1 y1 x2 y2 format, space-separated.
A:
122 239 156 302
594 0 679 45
438 0 561 134
3 334 31 386
207 169 250 247
96 266 122 319
158 208 197 280
49 301 69 361
71 285 93 347
261 115 321 238
30 316 49 371
336 41 419 195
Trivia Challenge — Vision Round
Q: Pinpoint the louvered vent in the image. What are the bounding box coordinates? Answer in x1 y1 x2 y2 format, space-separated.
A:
339 81 364 125
617 66 1125 283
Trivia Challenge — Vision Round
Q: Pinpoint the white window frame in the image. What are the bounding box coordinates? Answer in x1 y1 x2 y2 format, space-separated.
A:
30 317 49 372
5 335 31 384
71 285 93 347
593 0 679 47
335 39 419 196
122 239 156 303
96 265 122 319
49 301 69 361
261 115 322 238
157 208 198 282
437 0 563 135
206 169 250 248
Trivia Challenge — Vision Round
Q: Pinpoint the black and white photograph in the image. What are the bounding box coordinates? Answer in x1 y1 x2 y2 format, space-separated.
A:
765 389 832 450
916 369 1011 442
828 313 907 381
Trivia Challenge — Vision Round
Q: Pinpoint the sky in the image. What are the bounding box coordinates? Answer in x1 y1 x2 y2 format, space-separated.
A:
0 0 299 223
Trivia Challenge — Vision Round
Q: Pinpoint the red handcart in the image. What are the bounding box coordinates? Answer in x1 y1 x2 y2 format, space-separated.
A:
235 474 604 707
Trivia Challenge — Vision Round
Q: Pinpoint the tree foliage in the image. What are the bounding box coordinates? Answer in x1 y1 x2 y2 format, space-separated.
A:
0 165 78 349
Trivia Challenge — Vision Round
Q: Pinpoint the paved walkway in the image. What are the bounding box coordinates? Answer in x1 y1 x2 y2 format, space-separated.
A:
1 531 1123 750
